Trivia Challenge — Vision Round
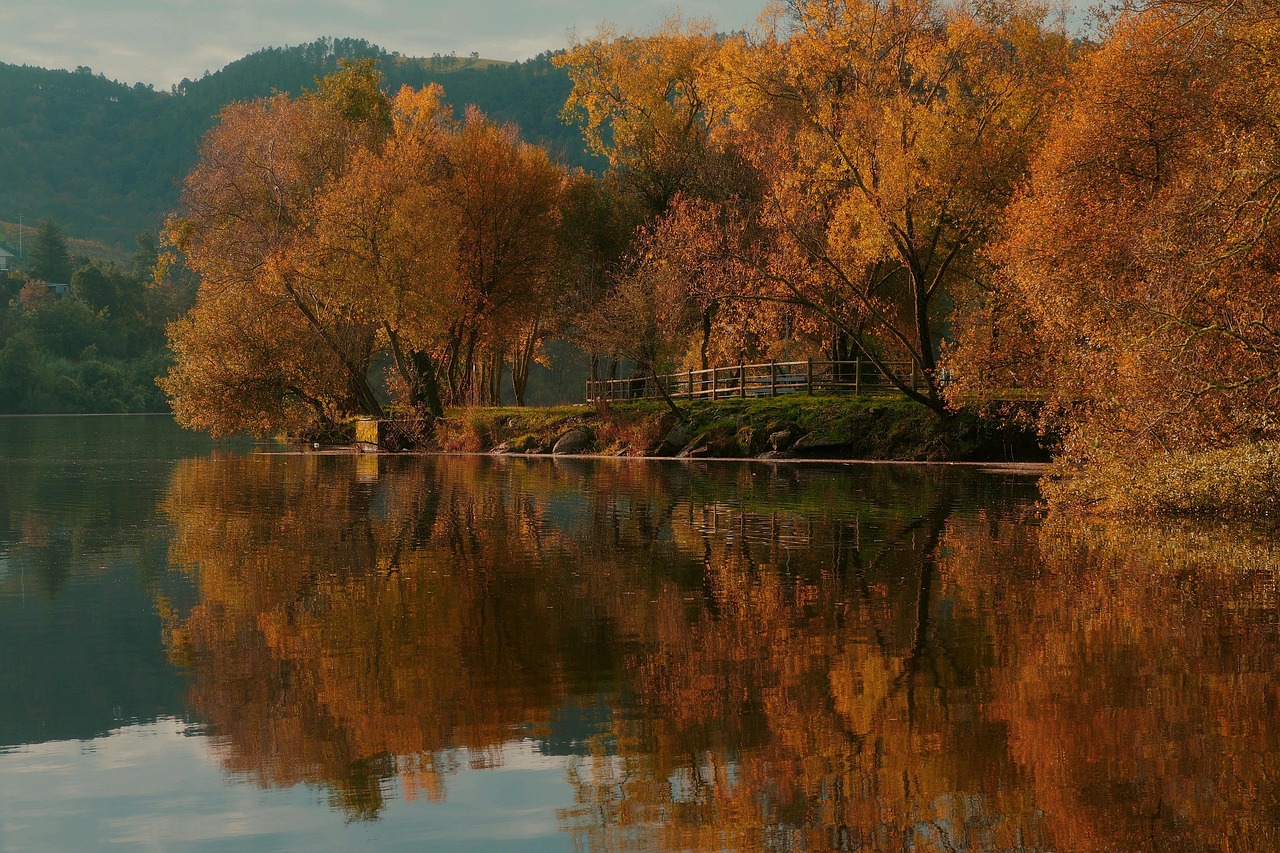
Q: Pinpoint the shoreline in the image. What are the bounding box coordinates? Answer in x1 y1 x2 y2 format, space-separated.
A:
425 397 1051 465
261 445 1048 475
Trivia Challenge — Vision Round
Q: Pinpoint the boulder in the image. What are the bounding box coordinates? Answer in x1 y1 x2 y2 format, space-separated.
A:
768 424 802 451
552 427 593 455
791 431 847 455
656 424 692 456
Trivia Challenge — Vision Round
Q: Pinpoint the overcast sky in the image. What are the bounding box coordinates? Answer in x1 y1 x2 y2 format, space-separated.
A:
0 1 772 88
3 1 1093 90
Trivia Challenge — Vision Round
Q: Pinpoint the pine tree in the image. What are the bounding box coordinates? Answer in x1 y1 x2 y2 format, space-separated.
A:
26 219 72 283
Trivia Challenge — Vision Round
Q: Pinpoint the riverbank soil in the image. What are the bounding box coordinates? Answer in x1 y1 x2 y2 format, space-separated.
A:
431 396 1051 462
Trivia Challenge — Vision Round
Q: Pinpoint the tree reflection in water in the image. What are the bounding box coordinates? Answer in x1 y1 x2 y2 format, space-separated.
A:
158 455 1280 850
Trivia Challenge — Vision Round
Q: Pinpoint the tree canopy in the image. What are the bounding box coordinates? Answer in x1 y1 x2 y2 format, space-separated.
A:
130 0 1280 511
942 0 1280 506
162 62 570 440
555 2 1072 414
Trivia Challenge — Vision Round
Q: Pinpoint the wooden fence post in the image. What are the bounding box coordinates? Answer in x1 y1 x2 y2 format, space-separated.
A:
911 362 918 393
739 364 746 398
855 359 860 395
687 369 694 400
806 358 814 395
711 368 718 401
770 362 777 397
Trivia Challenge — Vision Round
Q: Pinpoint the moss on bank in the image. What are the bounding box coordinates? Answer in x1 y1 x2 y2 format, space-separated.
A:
430 395 1049 462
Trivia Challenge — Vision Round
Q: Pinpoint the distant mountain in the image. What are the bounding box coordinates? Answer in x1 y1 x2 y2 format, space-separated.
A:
0 38 593 249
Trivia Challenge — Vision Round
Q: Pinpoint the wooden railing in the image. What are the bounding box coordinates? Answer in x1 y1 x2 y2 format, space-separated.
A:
585 359 926 403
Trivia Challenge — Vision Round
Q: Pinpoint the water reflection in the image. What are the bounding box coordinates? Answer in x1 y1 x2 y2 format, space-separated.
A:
0 415 218 748
978 520 1280 851
156 454 1280 850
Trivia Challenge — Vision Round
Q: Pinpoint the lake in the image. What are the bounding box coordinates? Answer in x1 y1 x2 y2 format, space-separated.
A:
1 415 1278 851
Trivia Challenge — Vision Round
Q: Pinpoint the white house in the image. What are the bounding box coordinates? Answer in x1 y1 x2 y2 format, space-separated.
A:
0 246 13 272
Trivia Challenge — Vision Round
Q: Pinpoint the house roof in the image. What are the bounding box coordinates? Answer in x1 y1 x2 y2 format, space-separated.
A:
0 246 14 258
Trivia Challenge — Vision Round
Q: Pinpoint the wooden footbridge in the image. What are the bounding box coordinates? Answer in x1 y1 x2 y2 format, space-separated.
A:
586 359 930 403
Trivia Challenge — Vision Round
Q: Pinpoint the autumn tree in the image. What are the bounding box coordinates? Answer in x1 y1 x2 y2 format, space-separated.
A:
556 20 755 380
577 232 701 418
435 108 568 406
680 0 1074 415
556 18 730 219
975 0 1280 504
558 3 1071 415
162 60 393 437
163 61 569 438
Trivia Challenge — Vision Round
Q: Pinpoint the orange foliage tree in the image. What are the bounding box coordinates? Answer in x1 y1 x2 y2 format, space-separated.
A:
162 62 569 440
956 0 1280 475
307 89 568 411
556 20 747 382
556 18 731 219
162 63 391 437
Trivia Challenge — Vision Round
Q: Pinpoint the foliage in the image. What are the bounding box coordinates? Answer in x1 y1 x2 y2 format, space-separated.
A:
1043 441 1280 518
951 0 1280 504
162 64 571 439
557 19 729 217
556 3 1073 418
0 222 187 414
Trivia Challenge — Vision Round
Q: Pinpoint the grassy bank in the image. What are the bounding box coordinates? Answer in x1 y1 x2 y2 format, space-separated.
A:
431 395 1049 462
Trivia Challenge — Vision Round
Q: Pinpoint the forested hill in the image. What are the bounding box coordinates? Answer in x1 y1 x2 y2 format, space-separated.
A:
0 38 590 248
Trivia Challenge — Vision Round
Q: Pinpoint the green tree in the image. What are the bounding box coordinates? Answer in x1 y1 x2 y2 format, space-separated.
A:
26 219 72 283
130 231 160 281
27 299 106 360
0 331 44 410
70 264 117 314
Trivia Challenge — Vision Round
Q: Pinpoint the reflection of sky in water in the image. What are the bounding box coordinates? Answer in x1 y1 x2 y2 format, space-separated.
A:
0 720 574 852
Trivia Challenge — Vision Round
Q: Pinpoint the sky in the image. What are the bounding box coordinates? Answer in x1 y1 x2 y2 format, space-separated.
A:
3 1 1094 90
0 1 773 89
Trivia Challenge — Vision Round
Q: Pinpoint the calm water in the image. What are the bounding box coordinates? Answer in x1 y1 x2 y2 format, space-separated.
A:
1 416 1279 851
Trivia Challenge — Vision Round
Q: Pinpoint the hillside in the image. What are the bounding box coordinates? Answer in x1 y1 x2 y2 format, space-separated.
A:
0 38 592 248
0 220 130 268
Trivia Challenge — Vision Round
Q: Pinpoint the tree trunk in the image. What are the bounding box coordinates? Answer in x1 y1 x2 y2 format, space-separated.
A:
511 317 541 408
